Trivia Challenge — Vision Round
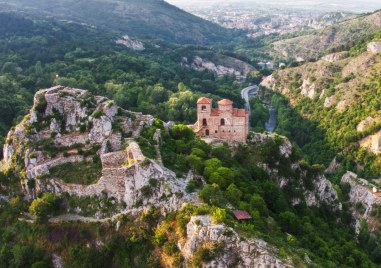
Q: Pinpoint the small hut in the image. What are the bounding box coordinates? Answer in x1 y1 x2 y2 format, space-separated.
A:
232 210 252 221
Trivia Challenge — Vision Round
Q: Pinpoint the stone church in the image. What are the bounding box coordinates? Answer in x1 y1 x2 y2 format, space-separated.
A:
192 97 249 142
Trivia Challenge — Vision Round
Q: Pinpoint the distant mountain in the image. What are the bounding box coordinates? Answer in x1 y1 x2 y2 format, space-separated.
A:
0 0 232 45
271 11 381 61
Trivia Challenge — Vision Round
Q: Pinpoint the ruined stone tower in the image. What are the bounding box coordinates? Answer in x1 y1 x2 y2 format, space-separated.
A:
192 97 249 142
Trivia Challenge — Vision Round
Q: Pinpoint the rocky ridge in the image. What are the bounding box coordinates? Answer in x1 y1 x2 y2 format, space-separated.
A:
179 215 293 268
116 35 145 51
249 133 341 210
341 171 381 232
182 55 254 80
1 86 193 211
261 42 381 113
271 11 381 61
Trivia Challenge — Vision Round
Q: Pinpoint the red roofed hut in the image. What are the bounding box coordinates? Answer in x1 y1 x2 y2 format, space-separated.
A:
232 210 252 221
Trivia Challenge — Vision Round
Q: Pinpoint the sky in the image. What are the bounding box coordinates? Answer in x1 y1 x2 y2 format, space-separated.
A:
166 0 381 13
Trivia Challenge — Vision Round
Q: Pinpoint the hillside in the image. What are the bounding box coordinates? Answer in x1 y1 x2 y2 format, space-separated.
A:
0 86 379 267
0 12 248 158
0 0 232 45
271 11 381 61
261 35 381 179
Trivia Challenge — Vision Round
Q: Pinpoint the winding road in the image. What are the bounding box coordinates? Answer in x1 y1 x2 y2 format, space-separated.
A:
241 84 277 132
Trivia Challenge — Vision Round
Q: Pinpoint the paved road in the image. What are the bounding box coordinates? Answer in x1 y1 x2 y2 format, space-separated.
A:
241 85 258 111
241 84 277 133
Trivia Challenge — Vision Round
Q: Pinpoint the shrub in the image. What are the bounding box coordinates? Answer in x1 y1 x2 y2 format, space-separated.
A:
141 185 152 197
29 192 60 222
148 178 159 187
91 110 103 119
186 179 203 193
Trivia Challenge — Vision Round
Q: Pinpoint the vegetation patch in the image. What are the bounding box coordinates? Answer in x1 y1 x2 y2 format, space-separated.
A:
49 160 102 185
60 193 126 217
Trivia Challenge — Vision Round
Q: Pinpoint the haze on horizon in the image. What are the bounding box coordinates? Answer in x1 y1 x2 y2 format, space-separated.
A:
166 0 381 13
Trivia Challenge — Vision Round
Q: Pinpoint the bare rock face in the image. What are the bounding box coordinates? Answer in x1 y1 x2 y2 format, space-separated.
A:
249 133 341 210
359 131 381 154
321 51 349 63
179 215 293 268
336 99 348 113
324 96 336 108
300 79 317 99
341 171 381 232
2 85 193 211
305 174 341 209
357 116 377 132
260 74 276 91
116 35 145 51
183 56 254 79
325 157 340 174
367 42 381 54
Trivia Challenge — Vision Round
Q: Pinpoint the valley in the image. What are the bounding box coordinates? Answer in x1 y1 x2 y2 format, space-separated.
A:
0 0 381 267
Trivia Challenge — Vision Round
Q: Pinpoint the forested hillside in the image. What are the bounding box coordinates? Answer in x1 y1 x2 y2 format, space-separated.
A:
271 11 381 61
0 12 246 158
261 27 381 180
0 0 232 45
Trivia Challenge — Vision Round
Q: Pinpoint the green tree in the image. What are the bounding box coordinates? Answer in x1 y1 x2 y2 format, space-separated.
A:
225 184 242 205
29 192 60 223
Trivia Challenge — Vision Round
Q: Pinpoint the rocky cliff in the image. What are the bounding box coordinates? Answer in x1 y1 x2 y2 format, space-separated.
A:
249 133 341 210
182 55 255 80
1 86 194 211
179 215 293 268
341 171 381 232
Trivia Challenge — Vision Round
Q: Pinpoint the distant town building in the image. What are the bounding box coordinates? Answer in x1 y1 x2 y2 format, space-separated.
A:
258 61 266 69
192 97 249 142
257 61 274 70
265 61 274 70
279 62 286 68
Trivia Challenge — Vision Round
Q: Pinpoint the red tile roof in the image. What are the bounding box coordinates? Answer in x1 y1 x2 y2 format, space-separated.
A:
210 108 219 116
218 99 233 106
232 108 248 117
197 97 212 104
232 210 252 220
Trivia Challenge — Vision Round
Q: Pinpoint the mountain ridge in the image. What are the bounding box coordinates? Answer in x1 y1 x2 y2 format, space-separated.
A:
1 0 232 45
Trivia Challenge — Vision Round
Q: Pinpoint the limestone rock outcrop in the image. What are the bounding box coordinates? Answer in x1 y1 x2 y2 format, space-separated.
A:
116 35 145 51
367 42 381 54
341 171 381 232
179 215 293 268
357 116 379 132
182 56 254 79
359 131 381 154
300 79 317 99
249 133 341 210
1 86 194 210
321 51 349 63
